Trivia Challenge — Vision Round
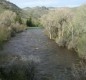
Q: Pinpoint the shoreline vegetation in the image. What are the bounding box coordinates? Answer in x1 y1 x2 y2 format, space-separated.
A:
0 10 26 49
40 4 86 60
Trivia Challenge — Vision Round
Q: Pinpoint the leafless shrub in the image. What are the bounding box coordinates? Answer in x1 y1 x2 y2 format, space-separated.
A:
41 5 86 59
0 10 26 47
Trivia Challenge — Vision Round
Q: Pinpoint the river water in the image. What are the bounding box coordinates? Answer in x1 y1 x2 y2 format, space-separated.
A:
0 28 80 80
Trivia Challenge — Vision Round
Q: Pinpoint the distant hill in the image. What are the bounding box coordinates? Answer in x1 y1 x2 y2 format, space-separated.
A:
0 0 21 13
23 6 49 18
23 6 71 18
23 6 49 26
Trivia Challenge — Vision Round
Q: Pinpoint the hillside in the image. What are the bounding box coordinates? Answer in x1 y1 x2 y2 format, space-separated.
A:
24 7 70 20
23 6 49 18
23 6 49 26
0 0 21 13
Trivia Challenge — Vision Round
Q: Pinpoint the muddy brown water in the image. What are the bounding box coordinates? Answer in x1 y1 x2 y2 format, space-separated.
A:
0 28 80 80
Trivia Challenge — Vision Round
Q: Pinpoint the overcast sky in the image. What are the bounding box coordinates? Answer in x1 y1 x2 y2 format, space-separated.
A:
8 0 86 8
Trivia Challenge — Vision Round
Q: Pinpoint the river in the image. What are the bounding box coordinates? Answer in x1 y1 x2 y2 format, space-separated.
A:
0 28 80 80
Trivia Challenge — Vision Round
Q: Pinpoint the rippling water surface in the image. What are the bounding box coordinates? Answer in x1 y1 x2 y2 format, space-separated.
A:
0 28 80 80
